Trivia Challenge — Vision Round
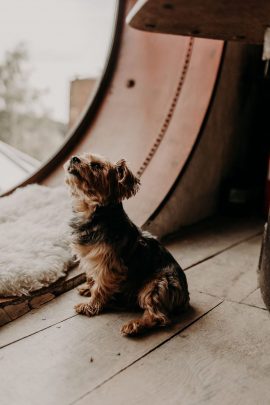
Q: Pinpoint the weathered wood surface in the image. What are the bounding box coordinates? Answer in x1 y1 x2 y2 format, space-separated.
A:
0 289 81 348
185 235 262 302
127 0 270 44
80 301 270 405
242 288 267 310
0 216 266 405
0 291 220 405
166 216 262 269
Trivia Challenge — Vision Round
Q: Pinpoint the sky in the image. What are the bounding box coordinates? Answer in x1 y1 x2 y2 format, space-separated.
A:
0 0 116 122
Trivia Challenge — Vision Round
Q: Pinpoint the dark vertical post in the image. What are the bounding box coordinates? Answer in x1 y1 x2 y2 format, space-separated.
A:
259 216 270 310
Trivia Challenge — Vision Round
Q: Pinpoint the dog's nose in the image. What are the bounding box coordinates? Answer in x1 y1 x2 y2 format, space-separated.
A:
71 156 81 164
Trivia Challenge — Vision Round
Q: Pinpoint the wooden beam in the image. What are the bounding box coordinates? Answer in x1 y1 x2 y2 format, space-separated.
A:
127 0 270 44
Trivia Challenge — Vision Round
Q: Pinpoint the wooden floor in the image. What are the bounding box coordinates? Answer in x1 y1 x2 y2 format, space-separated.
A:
1 216 268 405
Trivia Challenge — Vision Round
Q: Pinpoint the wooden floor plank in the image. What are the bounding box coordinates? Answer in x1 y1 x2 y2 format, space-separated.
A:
241 288 266 310
0 289 83 348
166 216 263 269
185 235 262 302
0 292 221 405
80 301 270 405
0 216 265 405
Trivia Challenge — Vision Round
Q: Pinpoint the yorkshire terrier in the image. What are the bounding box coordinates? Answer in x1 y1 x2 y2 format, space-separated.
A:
64 153 189 336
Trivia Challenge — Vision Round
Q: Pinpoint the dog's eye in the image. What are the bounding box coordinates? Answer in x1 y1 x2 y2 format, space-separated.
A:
90 162 101 170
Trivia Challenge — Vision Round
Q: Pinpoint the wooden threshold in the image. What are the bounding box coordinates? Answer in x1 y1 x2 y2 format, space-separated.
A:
0 265 86 327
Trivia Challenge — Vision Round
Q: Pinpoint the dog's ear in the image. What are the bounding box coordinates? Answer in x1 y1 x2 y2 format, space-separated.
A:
115 159 140 200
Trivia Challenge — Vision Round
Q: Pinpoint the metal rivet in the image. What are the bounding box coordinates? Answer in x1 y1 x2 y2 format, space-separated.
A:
145 23 156 29
163 3 173 9
126 79 135 88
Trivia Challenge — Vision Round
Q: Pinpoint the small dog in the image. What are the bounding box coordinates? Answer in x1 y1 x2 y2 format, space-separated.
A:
64 153 189 336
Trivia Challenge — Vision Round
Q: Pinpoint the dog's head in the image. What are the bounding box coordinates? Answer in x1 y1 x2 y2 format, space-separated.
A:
64 153 140 207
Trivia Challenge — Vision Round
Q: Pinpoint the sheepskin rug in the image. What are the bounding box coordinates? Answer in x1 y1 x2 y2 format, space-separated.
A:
0 184 73 297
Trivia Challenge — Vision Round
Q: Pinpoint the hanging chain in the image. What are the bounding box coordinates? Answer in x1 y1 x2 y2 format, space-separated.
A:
136 37 194 178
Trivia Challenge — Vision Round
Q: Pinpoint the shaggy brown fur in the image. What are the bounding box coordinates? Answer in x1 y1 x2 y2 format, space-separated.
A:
64 153 189 336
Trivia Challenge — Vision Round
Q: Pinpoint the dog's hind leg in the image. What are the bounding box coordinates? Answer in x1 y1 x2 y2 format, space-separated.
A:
121 277 173 336
121 307 170 336
121 268 189 336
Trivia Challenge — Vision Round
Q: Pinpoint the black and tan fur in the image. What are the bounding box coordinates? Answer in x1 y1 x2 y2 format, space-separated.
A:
64 153 189 336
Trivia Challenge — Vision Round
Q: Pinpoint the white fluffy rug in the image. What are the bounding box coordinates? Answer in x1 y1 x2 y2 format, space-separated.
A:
0 185 73 297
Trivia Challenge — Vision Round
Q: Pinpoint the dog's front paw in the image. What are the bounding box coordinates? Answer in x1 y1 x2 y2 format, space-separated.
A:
74 302 101 317
121 320 143 336
77 284 92 297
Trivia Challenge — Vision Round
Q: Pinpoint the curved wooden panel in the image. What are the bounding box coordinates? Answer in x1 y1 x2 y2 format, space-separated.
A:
126 37 223 224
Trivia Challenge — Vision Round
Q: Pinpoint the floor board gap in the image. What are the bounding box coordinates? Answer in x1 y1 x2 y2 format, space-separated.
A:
0 313 78 350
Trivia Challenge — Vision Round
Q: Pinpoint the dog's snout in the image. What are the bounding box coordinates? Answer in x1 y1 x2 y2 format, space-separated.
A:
71 156 81 164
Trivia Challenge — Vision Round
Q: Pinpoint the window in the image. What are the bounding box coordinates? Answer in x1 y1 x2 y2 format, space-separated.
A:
0 0 116 193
